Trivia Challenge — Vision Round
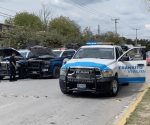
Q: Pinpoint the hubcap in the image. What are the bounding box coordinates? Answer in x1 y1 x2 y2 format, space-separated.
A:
112 80 118 93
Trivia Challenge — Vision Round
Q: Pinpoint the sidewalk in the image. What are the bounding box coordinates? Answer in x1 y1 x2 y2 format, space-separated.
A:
125 88 150 125
116 83 150 125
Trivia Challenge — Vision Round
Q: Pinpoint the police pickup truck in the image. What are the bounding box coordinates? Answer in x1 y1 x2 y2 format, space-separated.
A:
59 44 146 96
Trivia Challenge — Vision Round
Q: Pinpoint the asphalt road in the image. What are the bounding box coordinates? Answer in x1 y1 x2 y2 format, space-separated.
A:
0 67 149 125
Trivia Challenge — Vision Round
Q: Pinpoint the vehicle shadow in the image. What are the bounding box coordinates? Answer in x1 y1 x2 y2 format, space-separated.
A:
64 83 146 99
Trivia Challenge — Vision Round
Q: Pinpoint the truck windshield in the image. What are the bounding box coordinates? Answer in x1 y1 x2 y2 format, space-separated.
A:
73 48 114 59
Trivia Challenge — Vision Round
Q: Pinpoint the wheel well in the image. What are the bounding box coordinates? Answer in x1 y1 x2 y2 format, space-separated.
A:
53 65 60 68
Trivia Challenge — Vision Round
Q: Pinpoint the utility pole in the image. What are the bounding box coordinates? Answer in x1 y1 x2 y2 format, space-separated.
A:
111 18 120 35
98 24 100 35
133 28 140 46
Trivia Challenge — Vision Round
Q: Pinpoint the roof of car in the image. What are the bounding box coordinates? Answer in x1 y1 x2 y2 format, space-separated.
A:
18 49 31 53
53 49 76 52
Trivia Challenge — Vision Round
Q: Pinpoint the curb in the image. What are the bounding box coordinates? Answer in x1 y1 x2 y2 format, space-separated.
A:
116 84 150 125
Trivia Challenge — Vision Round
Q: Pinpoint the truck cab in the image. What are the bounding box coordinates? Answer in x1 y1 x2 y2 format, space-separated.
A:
59 44 146 96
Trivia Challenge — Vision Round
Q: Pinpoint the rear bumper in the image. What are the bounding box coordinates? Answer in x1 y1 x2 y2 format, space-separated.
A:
59 77 115 93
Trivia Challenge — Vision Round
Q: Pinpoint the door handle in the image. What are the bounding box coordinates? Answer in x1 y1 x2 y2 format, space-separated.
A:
137 64 144 67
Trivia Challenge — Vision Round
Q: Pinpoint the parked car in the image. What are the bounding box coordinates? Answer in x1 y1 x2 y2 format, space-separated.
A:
59 44 146 96
146 51 150 66
18 49 34 59
0 48 28 79
52 49 76 59
27 46 63 78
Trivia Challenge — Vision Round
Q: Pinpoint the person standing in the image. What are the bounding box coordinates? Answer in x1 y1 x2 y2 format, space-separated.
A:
9 52 17 81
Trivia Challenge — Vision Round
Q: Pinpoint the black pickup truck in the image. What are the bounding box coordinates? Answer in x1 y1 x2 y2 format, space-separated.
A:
0 48 27 79
27 46 63 78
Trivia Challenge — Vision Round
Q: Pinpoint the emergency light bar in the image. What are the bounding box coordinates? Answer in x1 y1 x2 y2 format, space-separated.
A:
86 42 114 45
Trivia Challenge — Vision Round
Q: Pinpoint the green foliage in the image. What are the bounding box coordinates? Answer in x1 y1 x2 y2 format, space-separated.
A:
49 16 81 44
2 27 35 49
5 17 14 25
3 11 150 50
92 32 125 45
14 12 42 31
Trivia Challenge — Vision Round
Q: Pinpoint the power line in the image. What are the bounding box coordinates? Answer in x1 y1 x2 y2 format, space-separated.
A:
73 1 113 18
0 14 9 18
0 12 14 18
0 6 17 13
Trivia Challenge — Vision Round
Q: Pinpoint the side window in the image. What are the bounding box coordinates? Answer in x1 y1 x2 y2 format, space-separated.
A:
115 48 120 59
122 48 145 61
118 47 123 56
62 51 75 57
62 51 69 57
68 51 75 56
28 52 34 58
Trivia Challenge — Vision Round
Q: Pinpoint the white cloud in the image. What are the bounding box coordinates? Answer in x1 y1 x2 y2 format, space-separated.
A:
145 24 150 28
0 0 150 39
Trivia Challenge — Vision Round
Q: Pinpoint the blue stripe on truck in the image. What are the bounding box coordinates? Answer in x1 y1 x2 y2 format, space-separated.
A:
118 77 145 84
62 62 110 70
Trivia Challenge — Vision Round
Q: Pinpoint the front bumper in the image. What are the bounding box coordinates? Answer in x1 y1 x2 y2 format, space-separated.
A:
27 61 52 77
59 77 115 93
28 68 52 77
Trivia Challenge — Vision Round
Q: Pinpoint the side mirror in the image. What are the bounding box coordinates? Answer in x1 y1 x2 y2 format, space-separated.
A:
119 56 130 61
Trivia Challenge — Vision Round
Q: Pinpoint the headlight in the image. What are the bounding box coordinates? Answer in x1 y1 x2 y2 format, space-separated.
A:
60 68 67 76
102 70 113 77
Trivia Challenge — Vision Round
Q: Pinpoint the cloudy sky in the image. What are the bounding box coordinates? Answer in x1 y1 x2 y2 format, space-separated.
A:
0 0 150 39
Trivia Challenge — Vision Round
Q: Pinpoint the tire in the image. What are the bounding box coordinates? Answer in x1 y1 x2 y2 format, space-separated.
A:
18 69 26 79
59 81 71 94
53 66 60 78
0 76 4 80
108 78 119 97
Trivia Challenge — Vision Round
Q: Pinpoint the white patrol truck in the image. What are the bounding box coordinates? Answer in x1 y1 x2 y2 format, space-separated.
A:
59 44 146 96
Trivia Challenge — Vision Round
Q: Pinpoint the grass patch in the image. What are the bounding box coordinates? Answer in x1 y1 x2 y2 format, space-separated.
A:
125 89 150 125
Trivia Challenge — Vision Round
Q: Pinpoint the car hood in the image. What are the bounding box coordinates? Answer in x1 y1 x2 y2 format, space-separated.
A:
62 58 116 70
29 46 55 57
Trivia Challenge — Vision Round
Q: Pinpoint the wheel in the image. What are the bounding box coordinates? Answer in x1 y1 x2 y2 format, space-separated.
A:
53 66 60 78
18 68 27 79
0 75 3 80
108 78 119 97
59 81 71 94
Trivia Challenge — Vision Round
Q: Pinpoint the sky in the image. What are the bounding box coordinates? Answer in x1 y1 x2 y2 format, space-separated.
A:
0 0 150 39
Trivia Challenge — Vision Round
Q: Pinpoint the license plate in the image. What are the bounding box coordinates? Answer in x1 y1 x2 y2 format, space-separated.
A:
77 84 86 89
42 69 48 72
32 71 37 74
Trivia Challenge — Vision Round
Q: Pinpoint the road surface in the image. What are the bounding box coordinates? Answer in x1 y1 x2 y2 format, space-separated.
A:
0 67 149 125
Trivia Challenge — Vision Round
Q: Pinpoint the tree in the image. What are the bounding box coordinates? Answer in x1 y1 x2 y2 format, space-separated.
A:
49 16 81 44
2 27 36 49
81 27 93 42
101 32 124 45
5 17 14 25
13 12 42 31
39 4 52 31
